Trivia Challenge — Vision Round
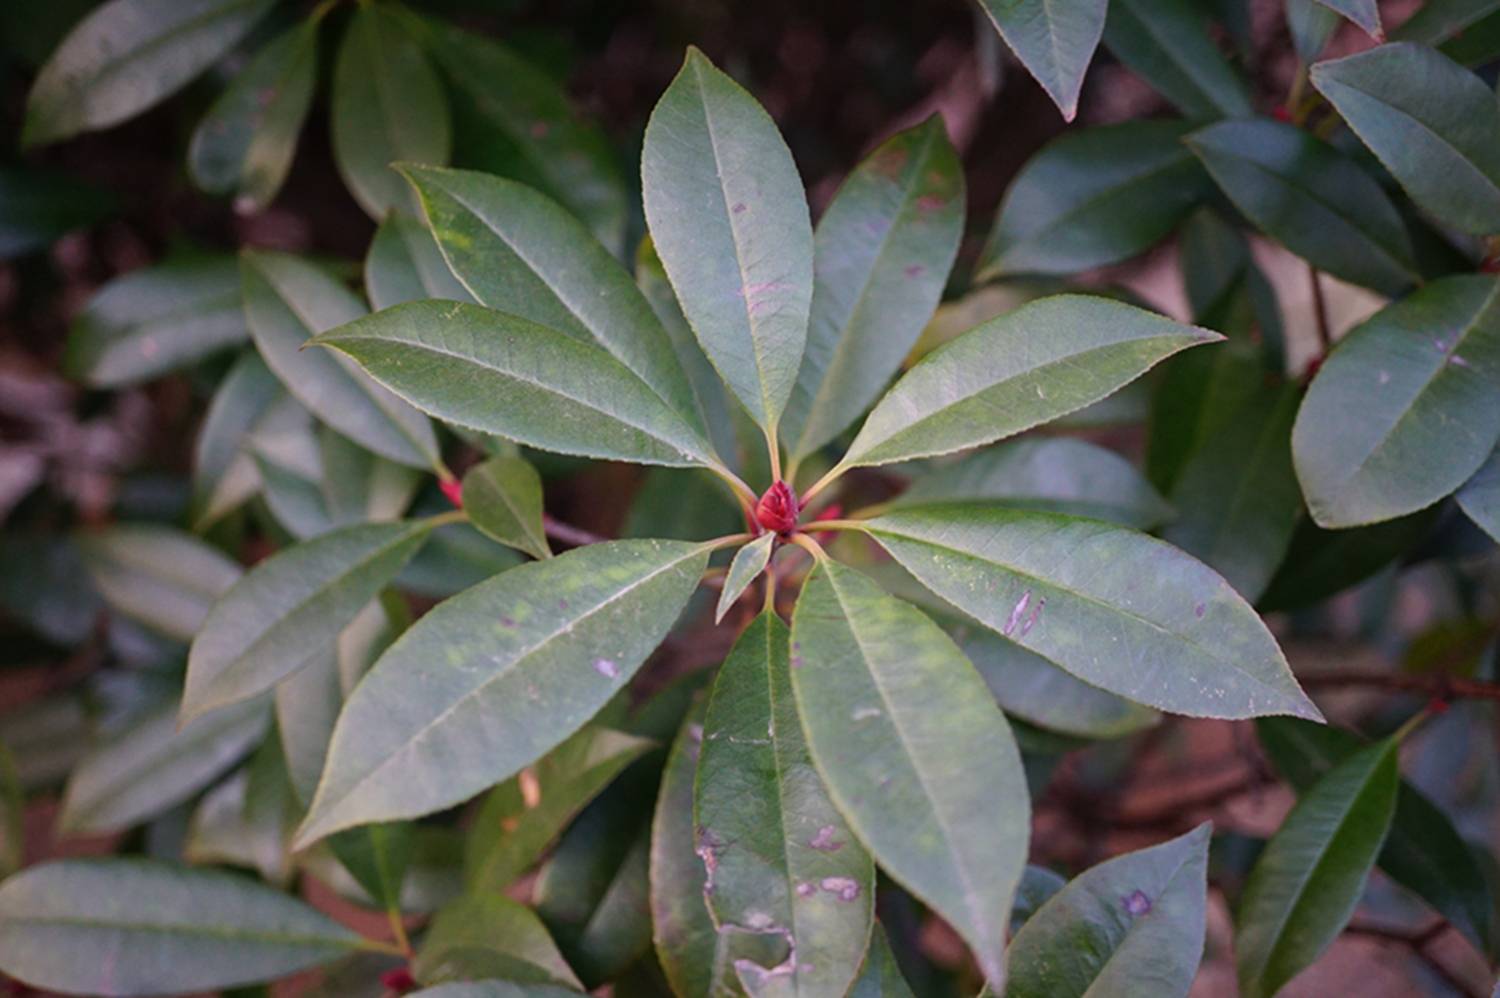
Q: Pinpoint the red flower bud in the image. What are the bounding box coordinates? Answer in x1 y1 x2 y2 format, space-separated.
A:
380 967 417 994
755 480 799 534
440 477 464 509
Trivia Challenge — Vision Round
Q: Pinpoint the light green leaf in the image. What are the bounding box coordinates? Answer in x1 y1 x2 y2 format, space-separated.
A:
1311 42 1500 235
975 0 1107 119
1287 0 1340 64
782 117 964 458
1235 738 1399 998
860 504 1321 720
1102 0 1254 119
642 47 814 434
413 893 582 989
77 524 241 641
318 427 422 527
331 1 449 219
1313 0 1382 36
0 167 115 258
189 352 285 531
838 296 1218 470
1185 118 1417 295
1457 443 1500 541
461 456 551 560
58 697 268 835
22 0 276 148
847 925 915 998
311 300 720 469
790 561 1028 989
184 736 298 887
296 539 709 845
1005 823 1210 997
715 533 775 623
1292 275 1500 527
64 255 246 388
365 211 474 311
0 858 365 995
188 19 318 213
182 521 433 722
697 612 875 998
242 250 439 469
898 437 1173 530
978 122 1211 278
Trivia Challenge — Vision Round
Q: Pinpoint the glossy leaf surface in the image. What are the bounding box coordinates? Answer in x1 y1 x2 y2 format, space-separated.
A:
462 456 550 560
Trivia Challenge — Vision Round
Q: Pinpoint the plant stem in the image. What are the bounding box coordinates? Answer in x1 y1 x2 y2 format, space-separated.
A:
705 532 755 552
764 426 783 483
788 532 828 563
1308 264 1332 353
800 461 850 506
386 904 412 958
542 514 609 548
1298 670 1500 703
424 508 468 528
796 518 865 534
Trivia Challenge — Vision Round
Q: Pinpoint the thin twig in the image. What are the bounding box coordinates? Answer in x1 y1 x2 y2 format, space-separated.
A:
1298 670 1500 704
1345 921 1485 998
1309 264 1332 353
542 514 609 548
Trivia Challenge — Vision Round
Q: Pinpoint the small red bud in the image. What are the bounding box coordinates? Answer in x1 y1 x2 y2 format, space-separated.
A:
1426 696 1450 716
380 966 417 994
755 481 799 534
1272 105 1293 123
808 502 844 542
1480 255 1500 274
440 477 464 509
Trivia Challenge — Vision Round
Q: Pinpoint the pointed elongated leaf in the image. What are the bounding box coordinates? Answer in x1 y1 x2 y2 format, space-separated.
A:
1293 275 1500 528
461 456 550 560
332 2 449 218
297 539 709 844
975 0 1107 119
1102 0 1254 119
1257 507 1441 612
414 893 582 989
183 521 433 721
790 561 1028 989
1392 0 1500 48
58 698 268 835
697 613 875 997
0 858 366 995
65 255 246 388
1457 444 1500 541
1311 42 1500 235
365 211 473 311
861 505 1321 720
848 925 915 998
184 736 298 887
1005 824 1210 997
318 427 422 527
190 352 285 530
313 300 721 469
22 0 276 148
898 437 1173 529
715 534 775 623
77 524 241 641
405 165 701 426
188 20 318 212
782 117 964 458
242 251 439 468
1314 0 1382 36
1235 738 1399 998
1287 0 1341 64
642 48 814 433
840 296 1218 469
329 821 414 914
978 122 1211 278
1187 119 1417 295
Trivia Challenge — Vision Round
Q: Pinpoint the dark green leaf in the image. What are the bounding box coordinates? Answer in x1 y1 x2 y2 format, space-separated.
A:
329 822 414 914
1146 342 1266 493
975 0 1107 119
1286 0 1340 64
461 456 550 560
0 167 115 258
318 427 422 527
0 534 102 647
1102 0 1254 119
77 524 241 641
1257 506 1441 611
715 534 775 623
0 858 366 995
413 893 582 989
1311 42 1500 235
1011 866 1068 933
623 468 742 544
1457 443 1500 541
22 0 276 148
189 353 286 531
1392 0 1500 48
365 211 473 311
847 924 915 998
642 48 814 435
790 561 1028 988
1292 275 1500 527
184 736 297 886
1313 0 1382 36
978 122 1211 278
397 520 525 599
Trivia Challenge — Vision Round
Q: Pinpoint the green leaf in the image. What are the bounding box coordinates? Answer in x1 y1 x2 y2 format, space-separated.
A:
847 925 915 998
184 736 298 887
188 19 318 213
1311 42 1500 235
329 821 414 914
414 893 583 989
312 300 721 469
64 255 247 388
860 504 1321 720
837 296 1218 470
781 117 964 459
22 0 276 148
1235 738 1399 998
461 456 550 560
365 211 474 311
898 437 1173 530
1457 443 1500 541
242 250 439 469
1257 717 1493 954
0 167 116 258
404 165 700 429
0 859 366 995
296 539 710 845
1146 342 1266 494
1187 119 1417 295
1005 823 1210 997
1176 208 1285 368
1392 0 1500 48
1163 385 1303 602
696 612 875 997
331 1 450 219
1292 275 1500 528
0 745 21 880
715 534 775 623
1101 0 1254 119
182 521 433 721
642 47 814 434
466 725 654 892
77 524 241 641
978 122 1211 278
318 427 422 526
975 0 1107 119
1257 507 1441 612
1286 0 1340 64
58 697 268 835
398 519 525 599
1313 0 1382 36
190 353 286 531
790 561 1028 989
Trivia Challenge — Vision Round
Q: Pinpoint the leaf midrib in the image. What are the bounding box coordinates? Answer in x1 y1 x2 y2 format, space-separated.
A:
1 912 357 950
